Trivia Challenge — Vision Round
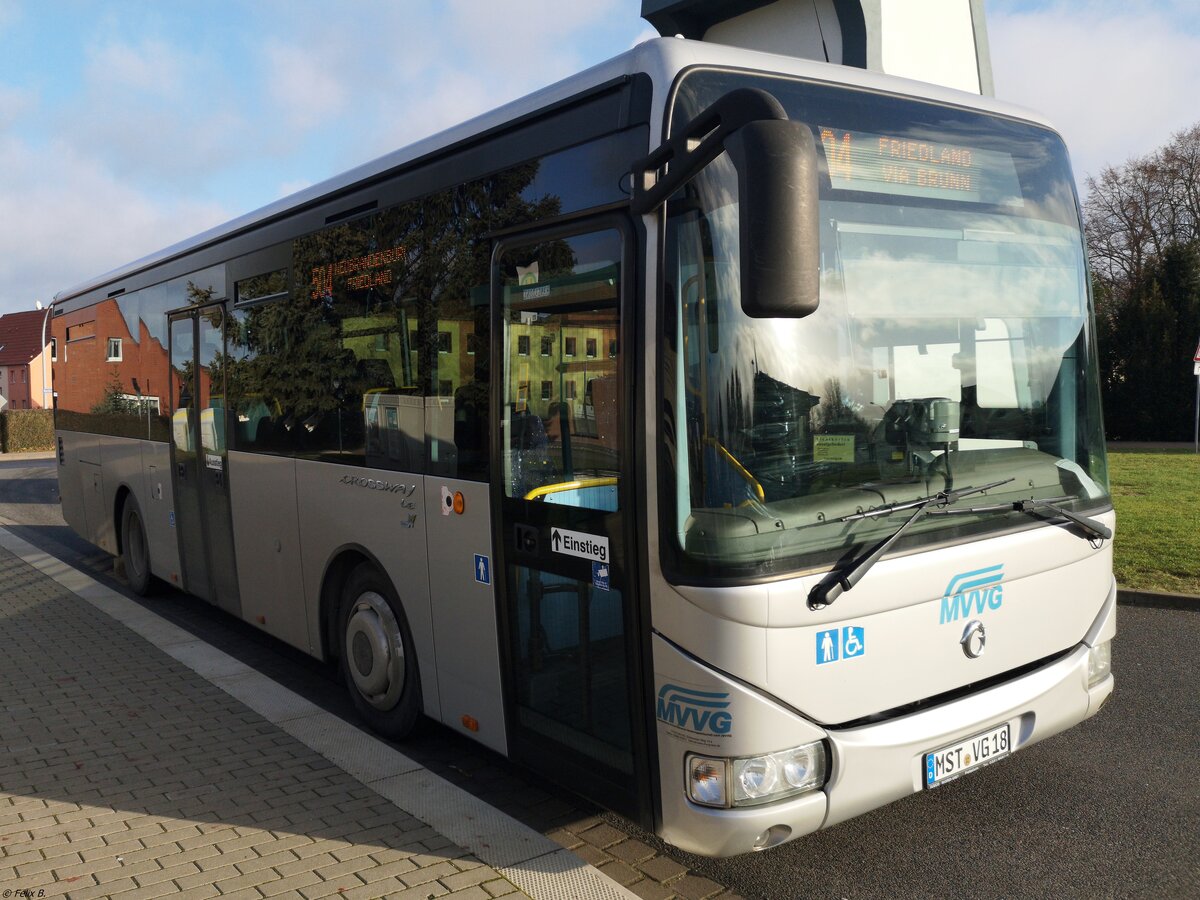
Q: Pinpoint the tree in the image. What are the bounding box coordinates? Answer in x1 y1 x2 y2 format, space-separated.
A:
1084 123 1200 440
90 373 139 416
1085 124 1200 292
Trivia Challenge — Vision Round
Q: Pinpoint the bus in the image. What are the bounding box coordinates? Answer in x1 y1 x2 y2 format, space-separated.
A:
51 34 1115 857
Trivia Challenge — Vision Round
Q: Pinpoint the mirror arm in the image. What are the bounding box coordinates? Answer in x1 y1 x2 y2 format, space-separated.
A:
630 88 788 216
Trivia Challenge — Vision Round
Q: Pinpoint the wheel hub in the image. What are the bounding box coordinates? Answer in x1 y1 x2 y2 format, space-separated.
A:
344 591 405 710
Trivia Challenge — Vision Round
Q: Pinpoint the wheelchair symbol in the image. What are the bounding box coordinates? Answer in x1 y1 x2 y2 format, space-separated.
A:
842 626 865 659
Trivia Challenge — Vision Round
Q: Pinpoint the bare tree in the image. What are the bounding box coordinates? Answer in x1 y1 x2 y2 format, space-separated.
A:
1085 123 1200 292
1085 122 1200 440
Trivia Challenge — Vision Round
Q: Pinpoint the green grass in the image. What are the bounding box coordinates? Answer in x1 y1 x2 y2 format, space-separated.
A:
1108 449 1200 594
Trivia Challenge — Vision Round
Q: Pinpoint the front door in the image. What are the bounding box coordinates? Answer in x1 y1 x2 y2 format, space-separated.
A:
169 304 241 615
492 221 651 824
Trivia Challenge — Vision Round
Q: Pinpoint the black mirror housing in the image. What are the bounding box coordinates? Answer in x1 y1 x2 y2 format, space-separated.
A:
724 119 821 319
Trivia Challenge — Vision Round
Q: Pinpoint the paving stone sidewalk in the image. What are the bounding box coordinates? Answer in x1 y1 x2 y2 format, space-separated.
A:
0 543 528 899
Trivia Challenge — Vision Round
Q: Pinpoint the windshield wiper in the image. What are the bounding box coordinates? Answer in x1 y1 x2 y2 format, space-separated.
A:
927 495 1112 541
807 478 1015 611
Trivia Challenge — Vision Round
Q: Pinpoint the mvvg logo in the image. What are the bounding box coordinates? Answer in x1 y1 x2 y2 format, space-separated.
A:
656 684 733 736
939 565 1005 624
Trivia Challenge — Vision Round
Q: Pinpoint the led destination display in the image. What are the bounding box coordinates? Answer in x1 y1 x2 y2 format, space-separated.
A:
820 126 1022 206
310 245 408 299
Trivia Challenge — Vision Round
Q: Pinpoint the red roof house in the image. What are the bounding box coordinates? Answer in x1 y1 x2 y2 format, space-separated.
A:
0 309 53 410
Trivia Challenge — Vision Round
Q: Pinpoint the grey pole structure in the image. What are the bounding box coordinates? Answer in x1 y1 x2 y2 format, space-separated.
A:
1194 336 1200 454
39 302 53 411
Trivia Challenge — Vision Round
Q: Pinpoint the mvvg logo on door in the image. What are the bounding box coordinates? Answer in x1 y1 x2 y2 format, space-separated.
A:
939 564 1005 624
656 684 733 736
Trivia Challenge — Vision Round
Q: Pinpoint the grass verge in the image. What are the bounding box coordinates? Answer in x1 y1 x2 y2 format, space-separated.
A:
1108 449 1200 594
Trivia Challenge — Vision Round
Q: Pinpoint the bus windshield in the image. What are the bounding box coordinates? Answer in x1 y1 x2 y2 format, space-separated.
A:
664 71 1110 579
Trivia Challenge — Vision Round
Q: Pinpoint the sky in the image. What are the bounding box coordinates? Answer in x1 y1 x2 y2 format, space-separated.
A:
1 0 1197 315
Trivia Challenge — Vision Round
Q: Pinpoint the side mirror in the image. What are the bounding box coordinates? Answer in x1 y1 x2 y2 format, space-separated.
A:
630 88 821 320
724 120 821 319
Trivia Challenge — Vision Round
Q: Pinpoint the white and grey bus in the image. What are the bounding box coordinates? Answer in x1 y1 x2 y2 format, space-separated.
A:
52 25 1114 857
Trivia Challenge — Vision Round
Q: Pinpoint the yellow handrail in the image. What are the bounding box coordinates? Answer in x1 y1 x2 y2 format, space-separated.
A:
705 438 765 502
524 476 619 501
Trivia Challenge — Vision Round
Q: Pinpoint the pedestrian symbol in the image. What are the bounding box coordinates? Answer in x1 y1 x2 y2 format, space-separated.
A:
474 554 490 585
816 629 839 665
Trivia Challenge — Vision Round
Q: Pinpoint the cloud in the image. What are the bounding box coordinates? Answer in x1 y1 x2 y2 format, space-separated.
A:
989 1 1200 181
363 0 638 159
0 135 228 312
264 39 348 131
0 83 35 132
0 0 18 33
0 0 652 315
54 36 252 184
86 37 185 98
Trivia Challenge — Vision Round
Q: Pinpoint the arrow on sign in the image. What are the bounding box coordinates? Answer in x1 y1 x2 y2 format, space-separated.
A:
552 529 561 552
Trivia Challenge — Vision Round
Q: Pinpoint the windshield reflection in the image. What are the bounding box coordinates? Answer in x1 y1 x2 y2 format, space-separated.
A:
664 73 1110 576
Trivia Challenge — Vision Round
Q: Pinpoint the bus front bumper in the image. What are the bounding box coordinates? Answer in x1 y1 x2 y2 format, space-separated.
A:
655 585 1115 857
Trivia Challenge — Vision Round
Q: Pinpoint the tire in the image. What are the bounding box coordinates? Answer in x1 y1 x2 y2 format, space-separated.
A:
120 496 158 597
337 563 422 738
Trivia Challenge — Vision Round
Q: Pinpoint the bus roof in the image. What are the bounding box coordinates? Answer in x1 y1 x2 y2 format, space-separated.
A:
53 37 1056 306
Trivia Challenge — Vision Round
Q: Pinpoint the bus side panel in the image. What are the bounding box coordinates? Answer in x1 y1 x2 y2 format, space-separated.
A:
56 430 93 543
137 440 180 587
294 459 440 720
228 451 310 654
423 476 507 755
97 435 149 557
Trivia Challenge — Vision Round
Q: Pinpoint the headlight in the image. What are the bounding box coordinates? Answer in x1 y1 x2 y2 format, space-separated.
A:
1087 639 1112 687
687 741 827 809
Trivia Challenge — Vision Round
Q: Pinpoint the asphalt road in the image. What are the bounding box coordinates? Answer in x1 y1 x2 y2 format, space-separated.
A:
2 454 1197 899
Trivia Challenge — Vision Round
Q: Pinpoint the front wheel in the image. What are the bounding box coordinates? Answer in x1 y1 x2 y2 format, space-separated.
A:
338 563 422 738
120 496 158 597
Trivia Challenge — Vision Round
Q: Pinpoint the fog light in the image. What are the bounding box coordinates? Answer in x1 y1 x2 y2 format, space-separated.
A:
687 755 727 808
753 824 792 851
1087 639 1112 687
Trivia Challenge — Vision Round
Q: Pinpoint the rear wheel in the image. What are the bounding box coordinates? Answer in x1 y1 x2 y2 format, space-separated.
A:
120 496 158 597
338 563 422 738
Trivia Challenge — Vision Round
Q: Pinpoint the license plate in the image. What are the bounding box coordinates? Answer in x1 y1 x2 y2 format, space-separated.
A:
924 723 1011 788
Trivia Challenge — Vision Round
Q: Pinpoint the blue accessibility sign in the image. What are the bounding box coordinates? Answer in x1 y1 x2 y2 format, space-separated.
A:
474 554 491 585
842 625 865 659
816 629 839 665
817 625 866 665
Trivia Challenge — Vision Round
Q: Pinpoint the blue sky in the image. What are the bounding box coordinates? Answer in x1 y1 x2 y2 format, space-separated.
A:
1 0 1197 314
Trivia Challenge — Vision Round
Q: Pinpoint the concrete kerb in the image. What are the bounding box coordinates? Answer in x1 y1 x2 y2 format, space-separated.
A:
0 449 56 461
1116 588 1200 611
0 525 640 900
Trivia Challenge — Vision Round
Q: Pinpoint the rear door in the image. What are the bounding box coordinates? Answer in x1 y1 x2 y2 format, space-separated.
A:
491 220 652 825
169 303 241 615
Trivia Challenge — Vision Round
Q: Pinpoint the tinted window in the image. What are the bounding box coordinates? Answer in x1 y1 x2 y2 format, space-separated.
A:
52 266 223 441
224 162 561 479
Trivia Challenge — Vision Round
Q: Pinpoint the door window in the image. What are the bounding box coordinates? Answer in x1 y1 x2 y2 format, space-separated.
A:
499 230 622 512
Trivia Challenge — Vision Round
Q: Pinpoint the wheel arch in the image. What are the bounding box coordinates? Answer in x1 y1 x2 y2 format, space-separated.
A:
318 542 395 663
112 483 136 556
